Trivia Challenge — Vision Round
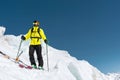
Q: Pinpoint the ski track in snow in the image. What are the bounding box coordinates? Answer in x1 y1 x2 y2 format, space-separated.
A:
0 26 119 80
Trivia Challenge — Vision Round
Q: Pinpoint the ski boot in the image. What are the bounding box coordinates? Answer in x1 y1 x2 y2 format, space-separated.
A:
31 65 37 69
38 66 44 70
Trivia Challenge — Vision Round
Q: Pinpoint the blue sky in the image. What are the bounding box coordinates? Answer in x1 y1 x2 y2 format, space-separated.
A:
0 0 120 73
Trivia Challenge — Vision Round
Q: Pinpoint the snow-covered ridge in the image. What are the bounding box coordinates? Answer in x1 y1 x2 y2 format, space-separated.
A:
0 26 119 80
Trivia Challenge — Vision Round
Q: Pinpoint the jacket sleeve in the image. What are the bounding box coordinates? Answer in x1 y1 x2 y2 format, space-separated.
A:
40 29 47 40
24 29 31 40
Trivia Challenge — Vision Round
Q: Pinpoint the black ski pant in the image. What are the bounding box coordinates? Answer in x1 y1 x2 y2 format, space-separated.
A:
29 45 43 67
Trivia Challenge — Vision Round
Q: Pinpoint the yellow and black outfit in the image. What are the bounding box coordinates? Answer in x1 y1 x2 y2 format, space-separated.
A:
21 26 47 67
25 26 47 45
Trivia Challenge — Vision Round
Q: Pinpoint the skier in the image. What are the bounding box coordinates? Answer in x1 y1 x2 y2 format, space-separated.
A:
21 20 48 70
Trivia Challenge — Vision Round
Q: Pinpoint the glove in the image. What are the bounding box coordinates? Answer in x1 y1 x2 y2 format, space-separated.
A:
44 39 48 44
21 35 26 40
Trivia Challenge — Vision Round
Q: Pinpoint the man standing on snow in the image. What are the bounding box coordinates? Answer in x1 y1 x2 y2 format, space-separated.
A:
21 20 48 70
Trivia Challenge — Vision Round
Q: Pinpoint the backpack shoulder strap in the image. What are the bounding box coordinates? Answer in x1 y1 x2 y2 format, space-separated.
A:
31 27 34 33
30 27 34 38
38 28 42 38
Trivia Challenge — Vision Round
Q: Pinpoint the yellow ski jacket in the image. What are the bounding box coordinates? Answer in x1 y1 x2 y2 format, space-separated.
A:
24 26 47 45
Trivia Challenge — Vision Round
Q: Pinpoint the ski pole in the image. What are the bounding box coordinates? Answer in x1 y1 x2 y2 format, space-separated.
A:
16 51 23 59
46 43 49 71
16 39 23 61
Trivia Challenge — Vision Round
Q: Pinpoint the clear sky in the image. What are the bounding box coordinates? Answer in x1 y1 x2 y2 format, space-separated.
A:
0 0 120 73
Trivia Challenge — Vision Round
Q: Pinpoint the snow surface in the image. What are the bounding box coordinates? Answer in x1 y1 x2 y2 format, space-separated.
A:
0 26 119 80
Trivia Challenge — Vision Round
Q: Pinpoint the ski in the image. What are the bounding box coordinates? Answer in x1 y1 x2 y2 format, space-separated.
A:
0 51 45 70
18 63 32 69
0 51 32 69
17 60 32 69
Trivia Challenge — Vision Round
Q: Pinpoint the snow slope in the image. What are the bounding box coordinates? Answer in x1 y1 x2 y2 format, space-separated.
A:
0 26 119 80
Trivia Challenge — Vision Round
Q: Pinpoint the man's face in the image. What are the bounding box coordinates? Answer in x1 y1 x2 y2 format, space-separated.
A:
33 22 39 26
